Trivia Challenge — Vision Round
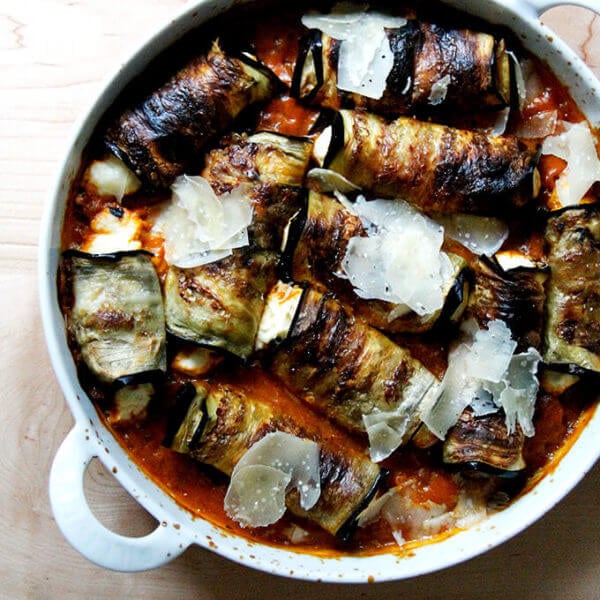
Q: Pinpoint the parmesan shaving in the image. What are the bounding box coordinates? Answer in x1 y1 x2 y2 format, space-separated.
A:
435 214 508 257
224 432 321 528
422 319 540 439
302 5 407 100
153 175 253 268
541 121 600 207
340 197 454 316
428 74 452 106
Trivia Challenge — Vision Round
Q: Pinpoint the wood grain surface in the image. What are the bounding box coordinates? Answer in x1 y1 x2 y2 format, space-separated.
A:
1 1 599 598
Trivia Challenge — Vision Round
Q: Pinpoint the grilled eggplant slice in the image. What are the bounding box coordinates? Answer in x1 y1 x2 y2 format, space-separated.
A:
164 185 305 358
464 256 547 352
313 110 539 214
268 285 439 442
544 205 600 373
168 380 384 539
287 191 468 333
63 251 166 383
292 21 510 115
202 131 313 193
105 42 279 188
443 408 525 477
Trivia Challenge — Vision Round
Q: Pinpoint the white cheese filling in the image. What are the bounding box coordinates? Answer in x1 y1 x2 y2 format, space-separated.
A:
86 155 141 201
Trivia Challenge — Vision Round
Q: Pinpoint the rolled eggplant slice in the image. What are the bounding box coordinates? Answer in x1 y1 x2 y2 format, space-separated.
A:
105 42 280 188
168 380 384 539
443 408 525 477
292 21 510 115
288 191 468 333
313 110 539 214
464 256 547 352
268 285 439 440
62 251 166 384
544 205 600 373
163 185 305 358
202 131 313 194
164 250 276 359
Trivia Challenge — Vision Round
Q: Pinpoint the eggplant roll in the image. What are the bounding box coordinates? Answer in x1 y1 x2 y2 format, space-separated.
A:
269 286 439 439
164 185 305 358
169 381 383 538
313 110 539 214
292 21 510 115
105 42 279 188
287 191 468 333
544 205 600 373
443 408 525 477
62 251 166 383
202 131 313 194
464 256 547 352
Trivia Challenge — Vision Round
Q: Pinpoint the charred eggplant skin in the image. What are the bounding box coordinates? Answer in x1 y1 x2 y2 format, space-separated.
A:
269 287 437 437
465 256 547 352
202 131 313 193
443 408 526 477
291 21 509 115
105 42 279 188
317 110 539 215
61 250 166 383
544 205 600 373
171 381 383 538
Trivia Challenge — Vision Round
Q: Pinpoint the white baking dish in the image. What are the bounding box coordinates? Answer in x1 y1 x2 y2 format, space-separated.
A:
40 0 600 582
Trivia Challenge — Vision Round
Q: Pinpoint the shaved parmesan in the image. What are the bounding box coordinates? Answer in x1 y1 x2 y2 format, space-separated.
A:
81 207 143 254
428 74 451 106
341 197 454 316
542 121 600 207
306 168 360 193
422 319 540 439
435 214 508 257
87 155 141 202
507 51 526 112
153 175 253 268
515 110 558 139
224 432 321 528
302 5 407 100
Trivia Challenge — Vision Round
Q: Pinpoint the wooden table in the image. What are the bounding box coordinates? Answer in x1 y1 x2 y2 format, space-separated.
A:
1 1 599 598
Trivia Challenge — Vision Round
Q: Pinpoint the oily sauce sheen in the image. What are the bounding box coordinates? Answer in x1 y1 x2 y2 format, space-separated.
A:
62 4 598 556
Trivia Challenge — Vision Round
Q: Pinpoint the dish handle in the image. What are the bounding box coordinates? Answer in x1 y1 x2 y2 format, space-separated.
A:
525 0 600 15
49 426 190 571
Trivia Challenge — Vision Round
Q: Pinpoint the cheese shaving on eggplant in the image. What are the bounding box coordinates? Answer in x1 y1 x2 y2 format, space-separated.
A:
435 214 508 256
428 74 452 106
542 121 600 206
153 175 253 268
302 5 407 100
224 432 320 528
422 319 541 439
340 197 454 316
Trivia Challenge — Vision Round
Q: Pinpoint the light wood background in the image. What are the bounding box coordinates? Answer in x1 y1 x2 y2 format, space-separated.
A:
1 1 599 598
